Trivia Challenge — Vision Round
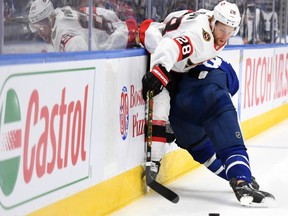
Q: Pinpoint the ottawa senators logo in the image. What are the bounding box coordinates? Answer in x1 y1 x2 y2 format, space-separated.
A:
202 28 211 42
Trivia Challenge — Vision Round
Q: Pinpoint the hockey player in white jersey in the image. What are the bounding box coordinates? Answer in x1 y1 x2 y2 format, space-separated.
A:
141 0 241 176
28 0 138 52
141 1 275 207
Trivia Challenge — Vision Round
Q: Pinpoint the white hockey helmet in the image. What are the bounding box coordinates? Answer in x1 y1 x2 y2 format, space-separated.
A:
212 1 241 36
28 0 54 24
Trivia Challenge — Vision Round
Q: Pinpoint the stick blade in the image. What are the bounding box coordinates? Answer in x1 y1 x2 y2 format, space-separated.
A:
147 180 179 203
145 167 179 203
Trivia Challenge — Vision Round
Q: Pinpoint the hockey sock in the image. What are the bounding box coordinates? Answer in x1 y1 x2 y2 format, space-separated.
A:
222 147 252 183
185 139 227 180
145 120 167 161
203 154 227 180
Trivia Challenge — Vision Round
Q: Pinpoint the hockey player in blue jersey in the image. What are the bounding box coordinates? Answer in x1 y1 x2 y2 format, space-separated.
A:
141 0 275 207
141 0 243 186
167 56 276 207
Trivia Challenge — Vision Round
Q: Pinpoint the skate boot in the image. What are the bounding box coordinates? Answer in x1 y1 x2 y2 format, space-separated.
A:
230 178 276 207
251 176 260 190
142 160 161 193
150 161 161 180
142 161 161 181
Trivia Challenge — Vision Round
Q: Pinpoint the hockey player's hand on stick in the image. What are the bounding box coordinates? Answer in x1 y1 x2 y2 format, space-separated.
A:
142 64 171 100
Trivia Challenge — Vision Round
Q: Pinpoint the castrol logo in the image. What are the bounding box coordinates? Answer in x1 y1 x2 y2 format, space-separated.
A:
0 67 94 209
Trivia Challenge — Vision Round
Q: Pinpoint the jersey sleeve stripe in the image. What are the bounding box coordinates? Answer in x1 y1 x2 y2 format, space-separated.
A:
151 65 169 86
173 36 193 61
60 34 74 52
174 40 183 61
140 19 154 48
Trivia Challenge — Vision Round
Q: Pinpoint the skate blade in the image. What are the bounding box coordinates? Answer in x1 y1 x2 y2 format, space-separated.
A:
240 196 277 208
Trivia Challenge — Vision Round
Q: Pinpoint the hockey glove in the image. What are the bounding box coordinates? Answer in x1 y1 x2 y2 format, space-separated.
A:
93 14 114 35
142 65 171 101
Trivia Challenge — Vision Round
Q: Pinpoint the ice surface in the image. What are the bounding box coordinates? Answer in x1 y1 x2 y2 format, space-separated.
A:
113 119 288 216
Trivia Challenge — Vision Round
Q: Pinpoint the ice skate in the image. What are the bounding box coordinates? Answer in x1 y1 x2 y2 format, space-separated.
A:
230 178 276 207
142 161 161 180
142 161 161 193
251 176 260 190
150 160 161 180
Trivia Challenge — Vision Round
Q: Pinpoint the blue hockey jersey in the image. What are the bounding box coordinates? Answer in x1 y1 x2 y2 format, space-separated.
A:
194 56 239 96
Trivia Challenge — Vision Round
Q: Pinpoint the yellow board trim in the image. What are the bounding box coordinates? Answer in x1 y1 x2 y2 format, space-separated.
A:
241 103 288 140
29 104 288 216
29 149 199 216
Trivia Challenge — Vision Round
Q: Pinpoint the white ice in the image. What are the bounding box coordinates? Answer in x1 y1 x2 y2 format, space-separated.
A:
112 119 288 216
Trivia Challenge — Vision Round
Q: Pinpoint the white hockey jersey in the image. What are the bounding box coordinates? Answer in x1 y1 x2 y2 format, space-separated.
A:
51 6 137 52
51 7 87 52
140 9 226 73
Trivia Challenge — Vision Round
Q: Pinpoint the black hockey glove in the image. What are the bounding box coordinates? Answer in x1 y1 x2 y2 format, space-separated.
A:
93 14 114 35
142 64 171 101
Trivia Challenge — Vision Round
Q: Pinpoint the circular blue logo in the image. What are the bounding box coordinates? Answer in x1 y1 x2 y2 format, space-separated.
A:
119 86 129 140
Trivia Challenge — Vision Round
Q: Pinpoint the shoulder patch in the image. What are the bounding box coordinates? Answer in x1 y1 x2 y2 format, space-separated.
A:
202 28 211 42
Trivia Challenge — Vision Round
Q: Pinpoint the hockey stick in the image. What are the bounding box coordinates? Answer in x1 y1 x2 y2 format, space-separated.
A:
145 90 179 203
